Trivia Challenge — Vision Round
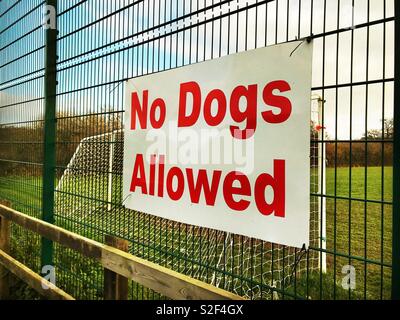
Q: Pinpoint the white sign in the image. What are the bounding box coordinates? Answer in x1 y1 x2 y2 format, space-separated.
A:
123 41 312 248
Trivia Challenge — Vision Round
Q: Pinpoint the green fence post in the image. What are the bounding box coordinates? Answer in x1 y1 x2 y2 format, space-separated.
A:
392 0 400 301
41 0 58 269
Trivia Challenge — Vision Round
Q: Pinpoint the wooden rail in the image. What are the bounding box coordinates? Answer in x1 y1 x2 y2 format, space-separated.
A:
0 204 245 300
0 249 74 300
0 203 10 299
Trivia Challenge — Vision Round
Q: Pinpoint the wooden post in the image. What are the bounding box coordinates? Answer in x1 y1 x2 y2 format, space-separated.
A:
0 201 11 300
104 235 129 300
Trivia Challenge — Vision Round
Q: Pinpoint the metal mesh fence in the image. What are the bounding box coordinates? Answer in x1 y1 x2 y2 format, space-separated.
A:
0 0 45 299
54 127 320 299
0 0 397 300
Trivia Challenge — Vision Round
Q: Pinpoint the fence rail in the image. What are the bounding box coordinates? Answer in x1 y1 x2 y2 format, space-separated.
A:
0 204 243 300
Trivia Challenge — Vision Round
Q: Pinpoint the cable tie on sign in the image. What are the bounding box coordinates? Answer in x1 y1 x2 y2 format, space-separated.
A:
109 81 124 94
289 34 314 57
288 243 308 284
121 193 133 206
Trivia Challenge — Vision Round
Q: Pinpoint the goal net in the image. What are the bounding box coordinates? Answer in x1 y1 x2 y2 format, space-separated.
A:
55 101 326 299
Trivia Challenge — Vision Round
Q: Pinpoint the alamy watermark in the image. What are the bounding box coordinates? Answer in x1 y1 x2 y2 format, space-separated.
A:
145 123 255 174
41 265 56 290
42 5 56 30
341 265 356 290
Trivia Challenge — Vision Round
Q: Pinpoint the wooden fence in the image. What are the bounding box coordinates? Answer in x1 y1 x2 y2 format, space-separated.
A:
0 204 244 301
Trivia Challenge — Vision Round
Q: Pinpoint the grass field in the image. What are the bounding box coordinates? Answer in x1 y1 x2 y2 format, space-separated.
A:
0 166 393 300
324 166 392 299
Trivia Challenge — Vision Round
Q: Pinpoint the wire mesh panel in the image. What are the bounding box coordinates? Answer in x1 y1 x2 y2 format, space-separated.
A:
0 0 45 299
54 127 321 298
0 0 397 300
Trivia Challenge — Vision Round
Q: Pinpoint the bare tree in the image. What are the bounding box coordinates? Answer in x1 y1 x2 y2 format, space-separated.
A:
361 118 393 140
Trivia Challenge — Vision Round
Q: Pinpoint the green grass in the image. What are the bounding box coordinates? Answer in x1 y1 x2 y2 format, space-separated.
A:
0 166 393 300
323 166 392 299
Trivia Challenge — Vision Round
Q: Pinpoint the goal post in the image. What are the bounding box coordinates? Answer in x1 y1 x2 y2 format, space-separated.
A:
107 130 116 212
312 94 327 274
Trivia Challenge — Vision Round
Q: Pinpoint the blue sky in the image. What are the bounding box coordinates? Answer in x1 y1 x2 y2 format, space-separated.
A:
0 0 395 139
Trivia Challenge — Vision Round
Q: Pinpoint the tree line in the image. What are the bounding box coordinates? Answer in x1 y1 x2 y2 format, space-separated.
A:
324 119 393 167
0 116 393 176
0 113 121 176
